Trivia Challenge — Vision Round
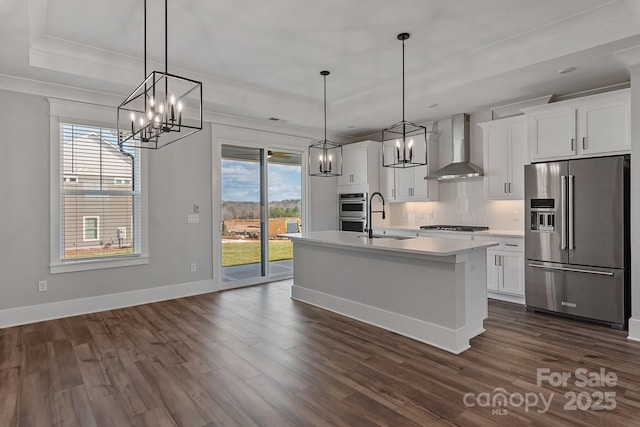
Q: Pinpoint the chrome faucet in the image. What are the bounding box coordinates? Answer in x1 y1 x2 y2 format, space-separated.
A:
367 191 386 238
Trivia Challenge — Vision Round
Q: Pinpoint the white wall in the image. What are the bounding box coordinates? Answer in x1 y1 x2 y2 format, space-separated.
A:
628 65 640 339
0 89 214 312
0 88 338 323
386 110 525 231
308 176 338 231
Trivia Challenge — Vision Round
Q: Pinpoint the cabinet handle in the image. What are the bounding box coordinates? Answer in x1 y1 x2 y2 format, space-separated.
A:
571 138 575 151
508 182 512 193
495 255 499 266
504 243 519 247
504 183 507 194
582 137 587 150
500 255 503 266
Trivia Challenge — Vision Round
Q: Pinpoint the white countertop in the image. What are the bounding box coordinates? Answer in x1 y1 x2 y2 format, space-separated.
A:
285 231 498 257
381 226 524 238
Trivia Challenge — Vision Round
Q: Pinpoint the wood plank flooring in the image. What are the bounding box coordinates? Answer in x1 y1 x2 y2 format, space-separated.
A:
2 279 640 426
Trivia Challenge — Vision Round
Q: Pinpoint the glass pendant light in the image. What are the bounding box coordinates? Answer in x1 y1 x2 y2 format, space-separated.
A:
308 71 342 177
382 33 427 168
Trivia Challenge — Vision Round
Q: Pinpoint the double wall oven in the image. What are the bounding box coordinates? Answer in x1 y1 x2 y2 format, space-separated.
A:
338 192 367 232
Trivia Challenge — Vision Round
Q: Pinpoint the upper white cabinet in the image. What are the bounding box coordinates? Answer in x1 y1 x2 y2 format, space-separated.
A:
338 140 380 192
381 128 439 202
525 89 630 162
478 116 527 200
578 96 630 156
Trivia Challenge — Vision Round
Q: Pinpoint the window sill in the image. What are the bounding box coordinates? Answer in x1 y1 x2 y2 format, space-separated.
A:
50 255 149 274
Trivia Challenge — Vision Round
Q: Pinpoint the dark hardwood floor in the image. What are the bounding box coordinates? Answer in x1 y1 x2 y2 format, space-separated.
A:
2 280 640 426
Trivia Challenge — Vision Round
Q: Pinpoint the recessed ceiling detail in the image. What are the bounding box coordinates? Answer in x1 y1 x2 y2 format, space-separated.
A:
0 0 638 138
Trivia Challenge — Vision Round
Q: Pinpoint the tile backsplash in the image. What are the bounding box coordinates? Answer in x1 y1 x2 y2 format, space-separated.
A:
386 179 524 231
372 109 525 232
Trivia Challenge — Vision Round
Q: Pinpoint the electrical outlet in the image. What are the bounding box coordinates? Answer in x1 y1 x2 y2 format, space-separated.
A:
402 209 407 218
188 214 200 224
38 280 47 292
512 210 520 221
190 263 197 272
428 211 434 220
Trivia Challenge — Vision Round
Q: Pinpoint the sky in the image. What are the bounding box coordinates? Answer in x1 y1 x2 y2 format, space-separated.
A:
221 159 301 202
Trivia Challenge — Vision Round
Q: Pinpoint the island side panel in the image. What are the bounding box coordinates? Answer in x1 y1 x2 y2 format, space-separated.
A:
290 240 474 354
464 248 489 339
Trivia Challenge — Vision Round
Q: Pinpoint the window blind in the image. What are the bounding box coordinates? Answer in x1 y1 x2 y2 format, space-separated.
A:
60 124 141 261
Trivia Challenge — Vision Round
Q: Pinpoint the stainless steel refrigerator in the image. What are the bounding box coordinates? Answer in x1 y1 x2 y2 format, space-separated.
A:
524 156 630 329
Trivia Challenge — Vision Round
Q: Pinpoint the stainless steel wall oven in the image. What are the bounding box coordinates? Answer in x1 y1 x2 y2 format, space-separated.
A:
338 193 367 232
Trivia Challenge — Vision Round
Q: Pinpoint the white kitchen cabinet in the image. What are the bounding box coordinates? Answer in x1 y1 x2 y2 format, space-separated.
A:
578 95 630 156
525 89 630 162
337 140 380 193
479 116 526 200
482 237 525 303
381 128 439 202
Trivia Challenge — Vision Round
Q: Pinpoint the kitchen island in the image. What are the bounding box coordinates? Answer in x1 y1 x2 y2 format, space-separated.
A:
286 231 498 354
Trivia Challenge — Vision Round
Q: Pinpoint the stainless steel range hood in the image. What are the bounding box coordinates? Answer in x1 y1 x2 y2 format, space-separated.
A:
425 113 483 180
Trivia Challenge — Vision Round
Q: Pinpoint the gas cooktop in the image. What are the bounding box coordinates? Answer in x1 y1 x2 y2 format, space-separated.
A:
420 225 490 232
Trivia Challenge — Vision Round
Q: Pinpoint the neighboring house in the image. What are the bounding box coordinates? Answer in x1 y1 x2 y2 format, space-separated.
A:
62 130 135 254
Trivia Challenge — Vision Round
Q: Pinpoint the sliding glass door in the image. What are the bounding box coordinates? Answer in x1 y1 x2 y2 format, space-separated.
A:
220 145 301 285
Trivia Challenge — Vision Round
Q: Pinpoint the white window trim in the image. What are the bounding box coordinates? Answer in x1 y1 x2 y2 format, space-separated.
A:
82 216 100 241
49 98 149 274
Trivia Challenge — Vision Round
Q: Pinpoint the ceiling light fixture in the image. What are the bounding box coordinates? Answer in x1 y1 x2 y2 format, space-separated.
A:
382 33 427 169
117 0 202 150
308 71 342 177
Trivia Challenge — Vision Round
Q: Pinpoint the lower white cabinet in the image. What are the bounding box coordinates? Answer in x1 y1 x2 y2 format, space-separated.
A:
484 238 525 303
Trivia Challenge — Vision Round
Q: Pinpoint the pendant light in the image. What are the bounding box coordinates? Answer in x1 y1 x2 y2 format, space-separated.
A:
382 33 427 168
117 0 203 150
308 71 343 177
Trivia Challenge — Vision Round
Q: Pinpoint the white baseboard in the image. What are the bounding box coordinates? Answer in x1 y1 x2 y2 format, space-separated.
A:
291 285 470 355
0 279 218 329
628 318 640 341
488 291 526 305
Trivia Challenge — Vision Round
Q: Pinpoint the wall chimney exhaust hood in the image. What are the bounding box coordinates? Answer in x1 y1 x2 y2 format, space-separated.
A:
425 113 483 180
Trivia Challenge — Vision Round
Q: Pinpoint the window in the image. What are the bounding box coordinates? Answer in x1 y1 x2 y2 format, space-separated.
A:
49 98 148 273
58 122 141 262
83 216 99 241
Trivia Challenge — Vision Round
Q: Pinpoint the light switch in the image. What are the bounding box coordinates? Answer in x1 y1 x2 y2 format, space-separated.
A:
188 214 200 224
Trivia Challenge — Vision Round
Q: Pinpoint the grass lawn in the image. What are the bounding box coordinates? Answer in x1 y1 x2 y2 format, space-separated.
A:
64 247 134 259
222 239 292 267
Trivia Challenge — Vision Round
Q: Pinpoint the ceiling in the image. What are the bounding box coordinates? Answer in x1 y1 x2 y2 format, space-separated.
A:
2 0 640 139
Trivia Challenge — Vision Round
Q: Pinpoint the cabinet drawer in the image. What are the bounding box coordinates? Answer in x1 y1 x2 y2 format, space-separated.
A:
496 241 523 252
473 235 523 251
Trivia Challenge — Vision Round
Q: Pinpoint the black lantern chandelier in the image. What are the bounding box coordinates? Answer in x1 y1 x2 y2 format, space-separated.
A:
308 71 342 177
118 0 203 150
382 33 427 168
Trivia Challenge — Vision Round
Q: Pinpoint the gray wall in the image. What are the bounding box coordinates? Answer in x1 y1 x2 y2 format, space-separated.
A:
0 89 213 310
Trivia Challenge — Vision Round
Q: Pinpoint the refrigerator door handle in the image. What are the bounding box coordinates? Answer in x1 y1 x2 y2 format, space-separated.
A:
528 263 615 276
561 175 567 250
568 174 575 250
